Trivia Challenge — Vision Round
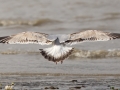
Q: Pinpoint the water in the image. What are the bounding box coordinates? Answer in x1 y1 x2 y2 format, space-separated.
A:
0 0 120 90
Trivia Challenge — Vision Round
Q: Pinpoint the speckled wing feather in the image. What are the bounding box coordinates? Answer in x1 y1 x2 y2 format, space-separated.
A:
0 31 52 45
65 30 120 45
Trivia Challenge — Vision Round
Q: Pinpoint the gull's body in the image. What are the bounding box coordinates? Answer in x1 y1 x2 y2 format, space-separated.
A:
0 30 120 64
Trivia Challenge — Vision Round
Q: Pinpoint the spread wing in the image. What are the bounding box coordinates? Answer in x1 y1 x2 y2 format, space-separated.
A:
0 31 52 45
65 30 120 45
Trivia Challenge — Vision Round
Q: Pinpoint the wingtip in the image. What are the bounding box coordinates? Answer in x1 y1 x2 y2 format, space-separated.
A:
0 36 10 43
109 33 120 39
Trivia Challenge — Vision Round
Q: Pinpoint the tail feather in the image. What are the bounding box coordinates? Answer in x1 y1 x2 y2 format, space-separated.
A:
39 45 74 64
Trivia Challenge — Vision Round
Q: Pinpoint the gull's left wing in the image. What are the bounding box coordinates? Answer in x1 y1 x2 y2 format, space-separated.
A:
65 30 120 45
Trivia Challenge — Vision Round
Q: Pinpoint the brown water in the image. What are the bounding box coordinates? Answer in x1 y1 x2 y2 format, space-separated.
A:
0 0 120 90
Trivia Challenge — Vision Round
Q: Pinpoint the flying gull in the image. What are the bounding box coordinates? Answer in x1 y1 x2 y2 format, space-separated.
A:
0 30 120 64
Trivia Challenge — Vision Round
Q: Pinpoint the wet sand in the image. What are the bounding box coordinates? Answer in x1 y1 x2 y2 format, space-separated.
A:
0 74 120 90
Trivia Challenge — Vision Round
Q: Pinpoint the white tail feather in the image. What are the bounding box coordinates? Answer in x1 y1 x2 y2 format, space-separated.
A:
40 45 74 63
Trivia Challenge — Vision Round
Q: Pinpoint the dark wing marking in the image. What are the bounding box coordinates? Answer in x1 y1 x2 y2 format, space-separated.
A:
0 31 52 45
65 30 120 45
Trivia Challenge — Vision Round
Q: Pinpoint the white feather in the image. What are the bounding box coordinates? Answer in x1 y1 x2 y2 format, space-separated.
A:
44 45 72 59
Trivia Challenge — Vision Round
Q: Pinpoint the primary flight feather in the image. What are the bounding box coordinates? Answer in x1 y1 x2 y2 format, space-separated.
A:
0 30 120 64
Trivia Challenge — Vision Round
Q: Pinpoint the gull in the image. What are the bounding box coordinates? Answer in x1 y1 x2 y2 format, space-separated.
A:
0 30 120 64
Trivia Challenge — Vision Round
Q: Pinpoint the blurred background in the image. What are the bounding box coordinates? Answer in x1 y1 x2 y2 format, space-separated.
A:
0 0 120 34
0 0 120 74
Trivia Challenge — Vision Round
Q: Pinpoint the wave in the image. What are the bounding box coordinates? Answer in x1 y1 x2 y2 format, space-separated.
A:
0 18 61 26
1 49 120 59
70 49 120 59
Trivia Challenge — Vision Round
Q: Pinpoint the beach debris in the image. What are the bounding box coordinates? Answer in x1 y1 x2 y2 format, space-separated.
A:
108 85 120 90
44 86 59 89
71 80 78 83
0 83 2 89
69 86 81 90
4 82 14 90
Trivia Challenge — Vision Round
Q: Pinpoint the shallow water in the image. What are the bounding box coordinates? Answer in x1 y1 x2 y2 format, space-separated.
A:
0 0 120 90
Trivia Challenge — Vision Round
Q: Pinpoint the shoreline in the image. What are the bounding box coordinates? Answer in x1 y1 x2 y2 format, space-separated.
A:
0 73 120 77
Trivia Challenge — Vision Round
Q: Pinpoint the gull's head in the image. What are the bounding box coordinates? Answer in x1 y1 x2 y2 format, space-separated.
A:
53 37 60 45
